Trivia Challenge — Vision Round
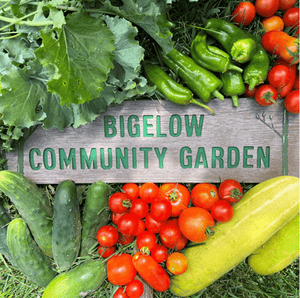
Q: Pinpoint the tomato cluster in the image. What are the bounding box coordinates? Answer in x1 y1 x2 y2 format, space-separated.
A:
96 180 243 296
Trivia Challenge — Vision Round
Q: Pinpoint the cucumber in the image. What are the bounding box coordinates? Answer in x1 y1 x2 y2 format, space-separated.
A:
42 259 106 298
0 170 53 257
80 180 110 256
170 176 300 297
247 213 299 275
7 218 56 287
52 180 81 271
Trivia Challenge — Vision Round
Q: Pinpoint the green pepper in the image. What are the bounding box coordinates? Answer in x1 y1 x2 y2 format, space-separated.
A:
220 70 246 107
243 32 270 90
204 18 257 63
191 30 243 73
162 48 224 103
143 62 215 115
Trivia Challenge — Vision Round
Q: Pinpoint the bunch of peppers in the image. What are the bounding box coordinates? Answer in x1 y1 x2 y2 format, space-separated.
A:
144 18 270 113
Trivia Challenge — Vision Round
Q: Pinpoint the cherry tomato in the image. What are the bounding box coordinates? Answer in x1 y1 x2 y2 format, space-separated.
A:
159 183 191 217
244 84 257 98
285 90 300 114
166 252 188 275
160 224 182 249
134 219 145 236
283 7 299 28
111 211 129 225
178 207 215 243
136 231 157 253
117 214 139 236
117 233 136 246
144 213 166 234
211 200 234 223
113 287 128 298
125 279 144 298
150 198 172 221
96 225 119 247
278 0 297 11
122 183 140 200
268 64 291 88
293 74 299 90
129 198 149 219
165 217 178 226
254 84 278 106
151 244 169 263
191 183 219 211
255 0 280 17
107 253 137 286
231 2 256 26
139 182 159 204
218 179 243 204
174 233 189 251
98 245 116 258
109 192 132 213
262 15 284 32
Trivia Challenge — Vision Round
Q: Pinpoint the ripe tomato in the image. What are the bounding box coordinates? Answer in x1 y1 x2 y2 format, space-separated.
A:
254 84 278 106
150 198 172 221
218 179 243 204
151 244 169 263
113 287 128 298
278 0 297 10
111 211 129 225
139 182 159 204
144 213 166 234
160 224 182 248
174 233 189 251
231 2 256 26
125 279 144 298
255 0 280 17
293 74 299 90
191 183 219 211
134 219 145 236
109 192 132 213
117 214 139 236
129 198 149 219
159 183 191 217
283 7 299 28
178 207 215 243
107 253 137 286
117 233 136 245
244 84 257 98
122 183 140 200
136 231 157 253
262 15 284 32
166 252 188 275
96 225 119 247
268 64 291 88
284 90 300 114
211 200 234 223
98 245 116 258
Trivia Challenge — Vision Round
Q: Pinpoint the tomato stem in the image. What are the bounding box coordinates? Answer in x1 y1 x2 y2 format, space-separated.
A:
230 188 242 200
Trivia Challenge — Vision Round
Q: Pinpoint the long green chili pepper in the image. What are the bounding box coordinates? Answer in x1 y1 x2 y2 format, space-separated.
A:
191 30 243 73
204 18 257 63
143 62 215 115
220 70 246 107
162 48 224 103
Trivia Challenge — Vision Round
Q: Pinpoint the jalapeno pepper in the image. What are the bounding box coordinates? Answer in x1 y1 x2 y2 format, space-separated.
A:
143 62 215 115
162 48 224 103
191 30 243 73
204 18 257 63
220 70 246 107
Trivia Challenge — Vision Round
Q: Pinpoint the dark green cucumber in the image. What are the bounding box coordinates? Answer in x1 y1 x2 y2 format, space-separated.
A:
42 259 106 298
0 170 53 257
7 218 56 287
80 181 110 256
52 180 81 271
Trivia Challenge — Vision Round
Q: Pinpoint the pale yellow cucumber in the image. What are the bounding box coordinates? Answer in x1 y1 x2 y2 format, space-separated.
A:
170 176 300 297
247 213 299 275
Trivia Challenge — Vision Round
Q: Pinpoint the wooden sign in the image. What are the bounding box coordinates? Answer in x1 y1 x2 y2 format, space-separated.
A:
5 99 299 184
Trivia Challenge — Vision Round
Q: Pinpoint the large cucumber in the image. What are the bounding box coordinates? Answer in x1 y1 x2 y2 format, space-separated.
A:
80 180 110 256
7 218 56 287
42 259 106 298
247 213 299 275
170 176 300 297
0 170 53 257
52 180 81 271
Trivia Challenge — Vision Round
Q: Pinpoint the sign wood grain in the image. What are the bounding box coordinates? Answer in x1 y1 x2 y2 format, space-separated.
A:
6 98 299 184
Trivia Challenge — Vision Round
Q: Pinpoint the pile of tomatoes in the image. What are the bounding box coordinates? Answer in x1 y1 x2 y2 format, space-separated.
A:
96 180 243 297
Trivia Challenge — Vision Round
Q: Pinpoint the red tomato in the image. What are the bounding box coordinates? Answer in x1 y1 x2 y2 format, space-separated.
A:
96 225 119 247
244 84 257 98
178 207 215 243
211 200 234 223
255 0 280 17
111 211 129 225
283 7 299 28
262 15 284 32
268 64 291 88
173 233 189 251
278 0 297 10
191 183 219 211
98 245 116 258
134 219 145 236
139 182 159 204
129 198 149 219
218 179 243 204
117 233 136 246
285 90 300 113
113 287 128 298
107 253 137 286
159 183 191 217
231 2 256 26
117 214 139 236
136 231 157 253
144 213 166 234
125 279 144 298
150 198 172 221
293 74 299 90
276 62 297 98
109 192 132 213
122 183 140 200
159 224 182 249
151 244 169 263
254 84 278 106
166 252 188 275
